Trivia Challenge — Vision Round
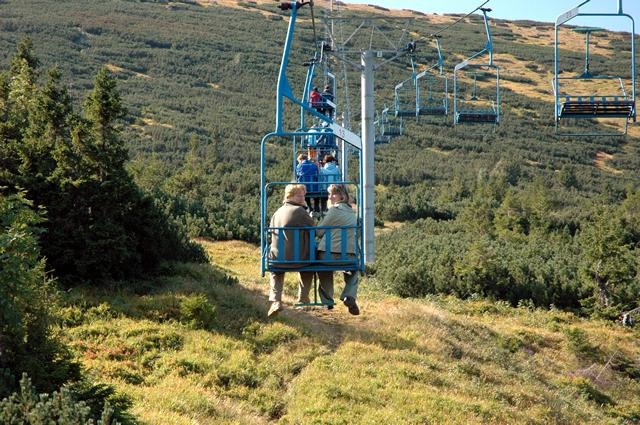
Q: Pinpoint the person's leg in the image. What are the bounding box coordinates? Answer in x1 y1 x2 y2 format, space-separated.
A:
269 272 285 302
297 272 314 304
340 270 359 301
316 270 335 307
341 269 360 315
268 272 285 317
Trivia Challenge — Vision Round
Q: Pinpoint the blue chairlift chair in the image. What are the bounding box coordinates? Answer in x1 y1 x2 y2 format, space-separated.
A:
380 106 404 137
301 55 338 126
416 36 448 116
374 112 392 145
260 1 364 308
553 1 636 136
394 55 419 118
453 7 500 125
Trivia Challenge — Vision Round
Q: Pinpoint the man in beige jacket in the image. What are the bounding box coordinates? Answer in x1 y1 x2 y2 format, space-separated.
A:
267 184 315 317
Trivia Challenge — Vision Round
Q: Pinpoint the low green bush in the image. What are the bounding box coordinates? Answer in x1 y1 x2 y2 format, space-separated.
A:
0 374 119 425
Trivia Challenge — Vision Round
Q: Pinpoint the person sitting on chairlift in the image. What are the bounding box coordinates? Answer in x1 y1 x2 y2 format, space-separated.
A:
315 183 360 315
309 86 323 114
267 184 316 317
321 84 334 118
318 155 341 212
295 153 320 213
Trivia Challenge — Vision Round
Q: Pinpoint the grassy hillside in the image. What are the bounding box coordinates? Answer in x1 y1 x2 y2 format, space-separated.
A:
2 2 639 420
58 240 640 424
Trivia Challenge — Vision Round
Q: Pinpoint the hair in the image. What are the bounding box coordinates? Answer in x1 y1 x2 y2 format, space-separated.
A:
284 183 306 201
323 154 336 164
297 153 307 161
312 86 318 91
328 183 349 204
324 85 332 91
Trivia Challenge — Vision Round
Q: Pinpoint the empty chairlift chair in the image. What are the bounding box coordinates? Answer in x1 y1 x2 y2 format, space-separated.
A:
417 36 448 117
553 3 636 136
453 8 500 125
380 106 404 137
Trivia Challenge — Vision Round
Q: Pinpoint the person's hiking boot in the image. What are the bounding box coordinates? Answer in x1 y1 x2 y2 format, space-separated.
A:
267 301 283 317
343 296 360 315
326 302 334 310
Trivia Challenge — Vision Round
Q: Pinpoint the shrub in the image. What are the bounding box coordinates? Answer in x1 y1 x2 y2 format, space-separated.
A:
179 294 216 329
0 374 119 425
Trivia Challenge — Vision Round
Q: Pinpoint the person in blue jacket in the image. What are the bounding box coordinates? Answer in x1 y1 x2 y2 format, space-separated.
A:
318 155 341 212
295 153 319 212
316 122 337 161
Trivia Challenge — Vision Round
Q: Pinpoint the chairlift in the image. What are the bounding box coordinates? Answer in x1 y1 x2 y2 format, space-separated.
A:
416 36 448 116
380 106 404 137
373 111 392 145
394 55 419 117
553 1 636 136
301 55 338 127
394 37 449 118
260 1 364 308
453 7 500 125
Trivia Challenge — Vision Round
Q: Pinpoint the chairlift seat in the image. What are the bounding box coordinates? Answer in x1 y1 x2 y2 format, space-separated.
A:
456 110 498 123
382 128 402 136
395 109 417 117
375 135 391 145
418 106 447 116
265 226 361 272
559 96 634 118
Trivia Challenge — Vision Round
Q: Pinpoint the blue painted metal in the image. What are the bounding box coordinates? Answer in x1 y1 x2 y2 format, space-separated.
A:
394 37 449 118
394 55 418 117
379 106 403 137
260 2 364 278
553 0 636 136
453 8 500 125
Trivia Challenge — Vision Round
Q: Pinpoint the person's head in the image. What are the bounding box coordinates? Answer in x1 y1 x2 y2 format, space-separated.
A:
324 85 332 92
297 153 307 163
284 183 306 204
312 86 318 92
327 184 349 205
323 155 336 164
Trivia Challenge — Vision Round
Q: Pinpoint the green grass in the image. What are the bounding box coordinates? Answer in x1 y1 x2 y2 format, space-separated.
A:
57 241 640 424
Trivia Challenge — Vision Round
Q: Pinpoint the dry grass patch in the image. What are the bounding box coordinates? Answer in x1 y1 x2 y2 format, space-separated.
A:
141 117 174 129
105 63 151 79
503 22 617 57
594 151 623 175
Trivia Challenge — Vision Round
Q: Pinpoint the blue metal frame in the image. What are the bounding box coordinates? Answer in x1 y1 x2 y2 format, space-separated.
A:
394 37 448 118
553 0 636 136
378 106 404 137
260 1 364 277
453 8 500 125
394 55 419 117
416 37 448 117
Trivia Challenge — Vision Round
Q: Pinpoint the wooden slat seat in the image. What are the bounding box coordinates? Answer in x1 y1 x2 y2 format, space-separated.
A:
382 128 402 136
560 97 634 118
456 110 498 123
418 106 447 116
375 136 391 145
396 109 417 117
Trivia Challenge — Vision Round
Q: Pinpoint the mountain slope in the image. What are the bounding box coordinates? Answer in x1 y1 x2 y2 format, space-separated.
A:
59 240 640 424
